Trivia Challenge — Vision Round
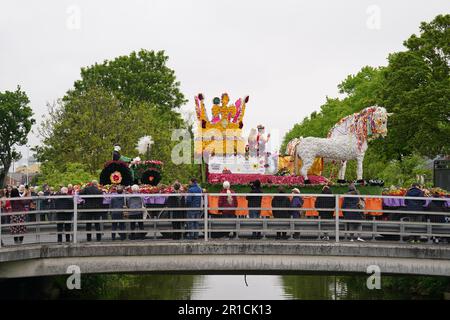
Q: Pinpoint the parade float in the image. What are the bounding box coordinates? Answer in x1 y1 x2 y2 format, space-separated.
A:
286 106 391 184
99 136 164 187
194 92 327 185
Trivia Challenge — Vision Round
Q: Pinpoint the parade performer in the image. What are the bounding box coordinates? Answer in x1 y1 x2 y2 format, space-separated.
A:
256 125 270 157
112 144 132 162
248 128 258 157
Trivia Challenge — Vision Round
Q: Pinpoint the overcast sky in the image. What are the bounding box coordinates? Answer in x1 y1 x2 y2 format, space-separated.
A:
1 0 449 166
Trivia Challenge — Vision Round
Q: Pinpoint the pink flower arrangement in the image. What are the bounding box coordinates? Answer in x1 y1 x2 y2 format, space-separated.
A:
207 173 328 185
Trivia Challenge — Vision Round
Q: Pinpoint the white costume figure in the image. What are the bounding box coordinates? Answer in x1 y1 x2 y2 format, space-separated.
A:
135 135 154 161
247 128 258 157
256 125 270 157
287 106 392 182
264 152 278 174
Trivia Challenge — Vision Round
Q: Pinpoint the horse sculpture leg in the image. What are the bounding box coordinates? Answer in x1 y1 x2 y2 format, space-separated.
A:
300 157 313 184
337 161 347 183
356 155 364 182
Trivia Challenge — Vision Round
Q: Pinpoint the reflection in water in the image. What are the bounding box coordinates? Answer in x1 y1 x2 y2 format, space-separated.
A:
191 275 290 300
0 274 449 300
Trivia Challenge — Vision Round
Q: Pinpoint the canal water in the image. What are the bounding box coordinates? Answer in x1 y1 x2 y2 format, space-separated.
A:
1 274 449 299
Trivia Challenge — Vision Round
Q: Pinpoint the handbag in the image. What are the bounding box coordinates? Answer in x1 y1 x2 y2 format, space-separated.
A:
357 198 366 210
29 201 36 210
143 206 151 220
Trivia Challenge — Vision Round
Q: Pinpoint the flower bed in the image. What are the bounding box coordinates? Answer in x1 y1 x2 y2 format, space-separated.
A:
74 183 185 194
207 173 328 185
382 186 448 197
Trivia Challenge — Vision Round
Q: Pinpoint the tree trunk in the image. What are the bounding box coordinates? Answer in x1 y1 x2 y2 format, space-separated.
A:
0 160 11 188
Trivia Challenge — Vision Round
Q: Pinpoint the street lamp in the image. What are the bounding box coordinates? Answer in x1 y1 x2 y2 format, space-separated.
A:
26 144 30 185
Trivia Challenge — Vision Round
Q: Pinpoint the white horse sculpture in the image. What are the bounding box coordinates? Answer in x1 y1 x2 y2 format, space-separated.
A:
286 106 391 182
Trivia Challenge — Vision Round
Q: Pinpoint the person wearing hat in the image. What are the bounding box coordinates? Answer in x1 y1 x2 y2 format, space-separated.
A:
256 125 270 157
290 188 304 239
218 181 238 239
112 144 132 162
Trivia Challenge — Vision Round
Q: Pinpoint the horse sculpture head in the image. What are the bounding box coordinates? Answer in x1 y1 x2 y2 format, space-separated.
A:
325 106 392 151
368 106 392 139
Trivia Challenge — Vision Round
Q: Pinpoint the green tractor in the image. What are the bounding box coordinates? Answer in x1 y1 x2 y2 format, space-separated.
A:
99 136 163 186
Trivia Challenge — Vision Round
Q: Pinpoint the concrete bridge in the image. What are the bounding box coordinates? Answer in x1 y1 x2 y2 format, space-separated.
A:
1 241 450 278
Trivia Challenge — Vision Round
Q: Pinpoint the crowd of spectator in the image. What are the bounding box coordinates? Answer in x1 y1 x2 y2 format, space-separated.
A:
0 179 448 246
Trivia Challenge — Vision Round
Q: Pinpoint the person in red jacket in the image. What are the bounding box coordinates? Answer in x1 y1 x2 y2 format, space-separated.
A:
218 181 238 239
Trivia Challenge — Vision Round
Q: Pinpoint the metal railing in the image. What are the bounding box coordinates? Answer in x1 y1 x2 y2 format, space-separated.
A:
0 193 449 247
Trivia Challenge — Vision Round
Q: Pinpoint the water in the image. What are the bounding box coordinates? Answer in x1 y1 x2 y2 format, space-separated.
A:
0 274 449 300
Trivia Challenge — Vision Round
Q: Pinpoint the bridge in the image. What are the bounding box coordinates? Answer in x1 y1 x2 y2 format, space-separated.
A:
0 193 449 278
1 241 450 278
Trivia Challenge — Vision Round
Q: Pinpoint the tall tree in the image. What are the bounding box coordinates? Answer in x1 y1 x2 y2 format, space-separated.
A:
67 49 187 109
0 86 35 187
37 87 195 183
380 14 450 159
37 87 127 173
281 66 384 152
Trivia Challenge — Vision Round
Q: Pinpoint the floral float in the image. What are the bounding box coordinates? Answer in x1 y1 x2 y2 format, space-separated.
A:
382 186 448 197
287 106 392 183
99 136 164 186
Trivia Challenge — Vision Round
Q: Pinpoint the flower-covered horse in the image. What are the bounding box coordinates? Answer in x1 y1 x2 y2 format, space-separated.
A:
287 106 391 182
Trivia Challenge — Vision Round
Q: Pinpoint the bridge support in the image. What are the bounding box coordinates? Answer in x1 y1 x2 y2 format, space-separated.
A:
2 242 450 278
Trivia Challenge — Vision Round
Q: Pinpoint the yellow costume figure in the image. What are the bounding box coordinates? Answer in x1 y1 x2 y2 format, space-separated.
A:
278 155 323 176
194 93 248 157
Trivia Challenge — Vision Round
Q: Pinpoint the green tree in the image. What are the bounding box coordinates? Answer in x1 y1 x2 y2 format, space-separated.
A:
35 162 97 188
37 87 128 173
0 86 35 187
281 15 449 183
37 87 196 184
281 66 384 153
67 49 187 109
380 14 450 159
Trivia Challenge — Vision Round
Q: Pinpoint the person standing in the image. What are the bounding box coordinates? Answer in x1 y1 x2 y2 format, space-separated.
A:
342 184 364 242
79 180 104 242
404 183 426 243
127 185 145 240
186 178 202 240
290 188 304 239
67 184 74 196
27 186 37 222
271 186 291 240
315 185 336 241
55 187 73 243
10 188 28 244
110 185 126 241
218 181 238 239
166 182 186 240
427 192 447 244
1 189 12 246
246 180 263 239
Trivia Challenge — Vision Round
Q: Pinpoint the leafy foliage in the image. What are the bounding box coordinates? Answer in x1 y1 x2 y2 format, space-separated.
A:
282 15 449 184
35 162 97 188
0 86 35 187
380 14 450 159
68 49 187 109
37 87 197 185
281 66 384 152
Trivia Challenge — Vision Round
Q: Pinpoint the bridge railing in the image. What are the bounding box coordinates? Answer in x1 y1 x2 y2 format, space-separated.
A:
0 193 449 247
